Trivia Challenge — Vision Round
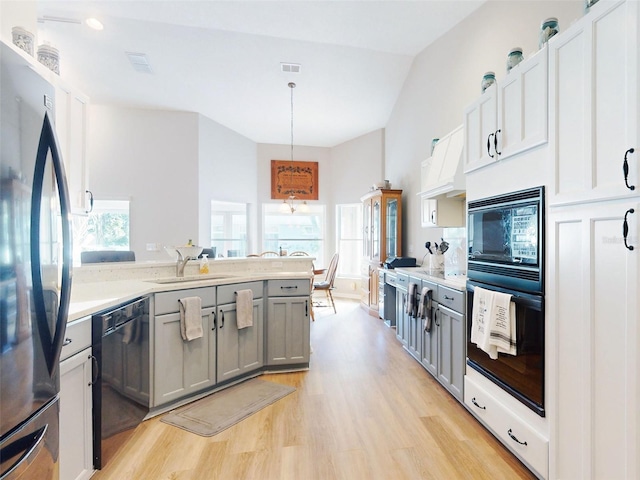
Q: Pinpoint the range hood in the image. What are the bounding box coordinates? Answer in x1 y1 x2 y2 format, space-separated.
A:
418 124 464 199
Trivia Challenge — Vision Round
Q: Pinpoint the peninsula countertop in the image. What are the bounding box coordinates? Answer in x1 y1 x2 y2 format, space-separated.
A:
68 258 313 322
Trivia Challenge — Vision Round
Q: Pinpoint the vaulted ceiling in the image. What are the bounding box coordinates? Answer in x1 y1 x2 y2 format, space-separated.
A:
35 1 485 147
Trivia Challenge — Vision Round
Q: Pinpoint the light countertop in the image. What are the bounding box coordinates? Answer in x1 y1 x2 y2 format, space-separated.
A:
68 270 312 322
391 267 467 291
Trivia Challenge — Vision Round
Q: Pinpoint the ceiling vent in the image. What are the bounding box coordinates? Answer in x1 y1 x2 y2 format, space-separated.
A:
281 63 301 74
126 52 153 74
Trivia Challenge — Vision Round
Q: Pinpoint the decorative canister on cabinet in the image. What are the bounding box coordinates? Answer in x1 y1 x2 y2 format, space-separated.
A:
584 0 599 12
539 17 559 48
12 27 34 56
481 72 495 93
37 44 60 74
506 48 524 73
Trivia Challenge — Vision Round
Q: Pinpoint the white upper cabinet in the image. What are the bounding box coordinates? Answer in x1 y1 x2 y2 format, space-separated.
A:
548 0 638 206
55 80 91 215
464 47 549 173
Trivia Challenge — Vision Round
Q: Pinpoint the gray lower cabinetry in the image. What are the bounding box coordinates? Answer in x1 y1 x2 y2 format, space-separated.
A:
153 306 217 406
396 274 466 403
395 273 409 345
266 279 311 366
216 281 264 383
435 303 464 400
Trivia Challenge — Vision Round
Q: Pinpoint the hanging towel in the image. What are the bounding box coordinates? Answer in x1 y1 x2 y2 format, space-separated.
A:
406 282 419 318
470 286 495 357
417 287 433 333
235 289 254 329
489 291 517 357
178 296 203 341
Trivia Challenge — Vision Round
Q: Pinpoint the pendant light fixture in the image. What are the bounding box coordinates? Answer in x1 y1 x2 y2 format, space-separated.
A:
281 81 307 214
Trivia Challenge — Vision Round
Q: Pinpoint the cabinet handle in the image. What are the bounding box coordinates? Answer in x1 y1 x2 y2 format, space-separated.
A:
281 285 298 290
88 355 99 386
431 210 436 224
471 397 486 410
507 428 528 446
220 310 225 328
63 337 72 346
487 133 495 158
623 148 636 191
305 300 309 317
434 309 440 327
443 295 454 301
494 129 502 156
212 311 217 330
623 208 635 251
85 190 94 213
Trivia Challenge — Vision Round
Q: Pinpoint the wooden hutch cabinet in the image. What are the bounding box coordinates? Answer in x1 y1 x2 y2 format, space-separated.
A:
360 188 402 316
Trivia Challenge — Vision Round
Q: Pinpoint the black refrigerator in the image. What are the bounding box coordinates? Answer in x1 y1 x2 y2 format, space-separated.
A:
0 41 72 479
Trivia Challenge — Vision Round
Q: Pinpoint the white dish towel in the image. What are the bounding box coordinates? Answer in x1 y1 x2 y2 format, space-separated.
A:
235 289 254 329
471 287 516 359
179 296 203 341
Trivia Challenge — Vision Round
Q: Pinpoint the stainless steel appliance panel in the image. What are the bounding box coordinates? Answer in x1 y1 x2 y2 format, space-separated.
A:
1 42 72 480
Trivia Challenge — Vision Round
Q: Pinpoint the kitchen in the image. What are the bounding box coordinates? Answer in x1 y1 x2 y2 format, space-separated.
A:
1 1 638 479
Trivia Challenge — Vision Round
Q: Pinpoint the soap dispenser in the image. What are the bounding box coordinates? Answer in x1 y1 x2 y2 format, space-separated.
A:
199 254 209 274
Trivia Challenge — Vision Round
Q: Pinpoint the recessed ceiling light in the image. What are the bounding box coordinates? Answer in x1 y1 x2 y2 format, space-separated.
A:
85 18 104 30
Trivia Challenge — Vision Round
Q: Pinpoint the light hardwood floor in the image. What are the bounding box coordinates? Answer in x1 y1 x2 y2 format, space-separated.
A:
93 299 535 480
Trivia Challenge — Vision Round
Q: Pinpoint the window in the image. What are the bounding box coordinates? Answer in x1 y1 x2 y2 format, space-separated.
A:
336 203 363 276
211 201 248 257
263 203 325 265
72 199 130 265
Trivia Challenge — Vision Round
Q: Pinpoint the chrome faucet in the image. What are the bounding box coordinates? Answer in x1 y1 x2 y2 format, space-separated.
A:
175 251 196 277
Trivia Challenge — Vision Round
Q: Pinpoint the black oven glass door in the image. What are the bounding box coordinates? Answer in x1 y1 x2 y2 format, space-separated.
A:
466 281 545 416
468 201 539 266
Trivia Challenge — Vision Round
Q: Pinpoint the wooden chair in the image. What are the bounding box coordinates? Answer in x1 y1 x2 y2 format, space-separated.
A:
289 251 309 256
260 251 279 257
312 253 339 314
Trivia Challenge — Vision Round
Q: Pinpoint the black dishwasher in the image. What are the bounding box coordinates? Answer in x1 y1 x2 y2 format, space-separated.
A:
92 296 150 469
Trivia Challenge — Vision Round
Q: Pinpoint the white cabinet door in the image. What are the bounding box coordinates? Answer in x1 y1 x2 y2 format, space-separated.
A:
549 0 638 206
464 84 498 172
153 307 216 406
55 82 90 214
60 348 94 480
420 197 464 228
549 200 639 479
498 47 548 159
465 48 548 174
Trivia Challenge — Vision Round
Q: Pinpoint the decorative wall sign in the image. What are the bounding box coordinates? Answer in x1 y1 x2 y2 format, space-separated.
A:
271 160 318 200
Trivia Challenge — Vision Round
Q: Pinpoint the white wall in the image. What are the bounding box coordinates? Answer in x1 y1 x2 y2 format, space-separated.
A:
385 0 583 264
87 105 247 262
330 128 385 204
198 114 258 252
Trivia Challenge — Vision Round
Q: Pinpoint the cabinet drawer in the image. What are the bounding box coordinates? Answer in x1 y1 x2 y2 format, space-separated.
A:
155 286 216 315
218 281 264 304
61 316 92 361
437 286 464 312
464 376 548 478
396 273 408 290
267 279 310 297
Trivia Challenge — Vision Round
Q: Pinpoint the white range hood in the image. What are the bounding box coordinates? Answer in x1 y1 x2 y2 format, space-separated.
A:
418 124 465 199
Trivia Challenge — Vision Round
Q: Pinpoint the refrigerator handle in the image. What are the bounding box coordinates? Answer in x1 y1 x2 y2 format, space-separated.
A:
0 425 48 479
30 112 73 376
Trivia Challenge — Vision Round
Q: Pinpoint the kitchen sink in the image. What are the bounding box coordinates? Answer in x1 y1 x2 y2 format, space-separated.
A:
148 274 237 284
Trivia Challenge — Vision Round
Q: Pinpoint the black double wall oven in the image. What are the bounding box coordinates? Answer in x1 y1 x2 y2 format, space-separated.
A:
466 186 545 417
